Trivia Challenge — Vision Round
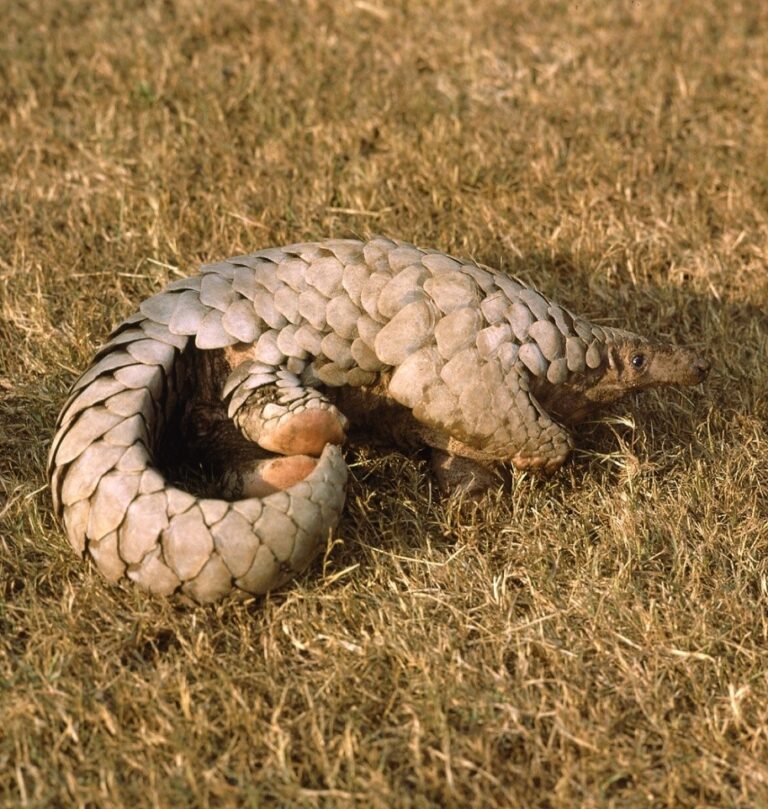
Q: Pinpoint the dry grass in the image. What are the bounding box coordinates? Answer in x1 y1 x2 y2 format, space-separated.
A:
2 0 768 806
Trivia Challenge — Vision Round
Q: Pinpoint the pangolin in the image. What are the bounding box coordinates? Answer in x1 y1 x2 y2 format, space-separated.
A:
48 237 710 603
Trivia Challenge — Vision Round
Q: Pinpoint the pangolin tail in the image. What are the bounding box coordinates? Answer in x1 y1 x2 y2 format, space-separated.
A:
47 312 348 603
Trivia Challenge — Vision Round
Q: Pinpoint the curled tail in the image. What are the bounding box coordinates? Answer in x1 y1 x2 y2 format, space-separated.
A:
48 310 348 603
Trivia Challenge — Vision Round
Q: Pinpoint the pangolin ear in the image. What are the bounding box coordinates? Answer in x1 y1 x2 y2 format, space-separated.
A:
607 346 623 373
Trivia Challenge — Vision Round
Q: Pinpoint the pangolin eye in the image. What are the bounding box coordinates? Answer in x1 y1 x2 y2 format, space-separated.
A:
631 353 646 370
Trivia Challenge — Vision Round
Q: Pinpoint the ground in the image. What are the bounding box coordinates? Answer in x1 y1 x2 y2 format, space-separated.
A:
2 1 768 806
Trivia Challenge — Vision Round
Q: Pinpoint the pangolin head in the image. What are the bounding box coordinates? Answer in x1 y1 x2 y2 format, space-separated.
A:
581 329 710 406
529 327 710 425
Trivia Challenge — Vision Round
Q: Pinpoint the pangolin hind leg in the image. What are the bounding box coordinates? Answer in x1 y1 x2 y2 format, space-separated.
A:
416 365 574 480
229 371 348 456
222 360 349 497
175 349 348 500
172 394 316 499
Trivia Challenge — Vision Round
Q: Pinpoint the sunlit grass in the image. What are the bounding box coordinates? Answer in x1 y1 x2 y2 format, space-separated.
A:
2 1 767 805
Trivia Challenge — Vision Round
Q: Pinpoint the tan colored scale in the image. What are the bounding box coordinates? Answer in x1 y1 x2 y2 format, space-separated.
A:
48 237 710 603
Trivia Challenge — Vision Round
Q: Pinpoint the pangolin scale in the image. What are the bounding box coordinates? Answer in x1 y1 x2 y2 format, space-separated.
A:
48 237 709 602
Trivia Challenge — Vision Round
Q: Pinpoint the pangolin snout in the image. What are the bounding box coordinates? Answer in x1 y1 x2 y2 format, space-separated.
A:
654 347 711 386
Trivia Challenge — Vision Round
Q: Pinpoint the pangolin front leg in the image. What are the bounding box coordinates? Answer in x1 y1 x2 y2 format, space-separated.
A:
506 369 573 473
421 368 572 492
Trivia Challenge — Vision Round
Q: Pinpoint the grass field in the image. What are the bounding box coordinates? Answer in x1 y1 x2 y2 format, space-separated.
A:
2 0 768 806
